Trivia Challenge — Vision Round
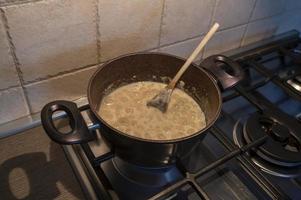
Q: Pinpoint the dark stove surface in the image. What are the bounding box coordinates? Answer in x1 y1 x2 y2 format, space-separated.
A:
63 31 301 200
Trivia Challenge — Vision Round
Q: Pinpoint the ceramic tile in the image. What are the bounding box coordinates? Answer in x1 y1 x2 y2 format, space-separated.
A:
0 87 29 124
251 0 285 21
160 0 215 45
25 66 98 113
213 0 256 30
0 18 19 89
99 0 163 61
204 25 246 57
159 36 204 61
4 0 98 82
242 16 280 46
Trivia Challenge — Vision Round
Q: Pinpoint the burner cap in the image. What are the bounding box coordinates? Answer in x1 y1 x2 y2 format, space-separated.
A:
244 112 301 167
270 123 290 142
233 120 301 178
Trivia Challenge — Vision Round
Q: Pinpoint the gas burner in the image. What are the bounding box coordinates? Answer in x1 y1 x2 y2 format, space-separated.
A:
100 157 182 199
110 157 182 187
233 112 301 178
245 113 301 166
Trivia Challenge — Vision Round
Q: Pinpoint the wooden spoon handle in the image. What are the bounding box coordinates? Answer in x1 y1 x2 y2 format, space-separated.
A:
168 22 220 89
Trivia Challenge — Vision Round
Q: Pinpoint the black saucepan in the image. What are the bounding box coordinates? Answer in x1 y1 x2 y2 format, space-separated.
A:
41 53 243 167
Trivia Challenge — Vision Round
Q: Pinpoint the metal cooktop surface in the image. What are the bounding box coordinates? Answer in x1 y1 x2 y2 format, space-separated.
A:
62 30 301 200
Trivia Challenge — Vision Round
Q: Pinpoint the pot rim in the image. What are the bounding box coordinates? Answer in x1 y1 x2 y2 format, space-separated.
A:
87 52 222 144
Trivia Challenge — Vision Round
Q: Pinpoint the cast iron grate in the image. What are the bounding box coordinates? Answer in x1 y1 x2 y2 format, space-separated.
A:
75 31 301 200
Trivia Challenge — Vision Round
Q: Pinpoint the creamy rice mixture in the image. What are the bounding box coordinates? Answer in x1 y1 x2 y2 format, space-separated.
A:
98 81 206 140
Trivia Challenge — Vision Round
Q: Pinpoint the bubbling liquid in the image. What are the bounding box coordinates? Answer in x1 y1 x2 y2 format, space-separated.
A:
98 81 206 140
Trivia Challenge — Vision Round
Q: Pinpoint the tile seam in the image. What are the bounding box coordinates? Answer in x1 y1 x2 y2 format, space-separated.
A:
0 8 31 114
157 0 166 47
95 0 101 62
240 0 258 47
23 63 100 86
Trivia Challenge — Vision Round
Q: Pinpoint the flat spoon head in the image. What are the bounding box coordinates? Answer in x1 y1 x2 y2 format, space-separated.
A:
146 88 172 113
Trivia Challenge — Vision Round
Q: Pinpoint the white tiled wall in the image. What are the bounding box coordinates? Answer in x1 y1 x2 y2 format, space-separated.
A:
0 0 299 124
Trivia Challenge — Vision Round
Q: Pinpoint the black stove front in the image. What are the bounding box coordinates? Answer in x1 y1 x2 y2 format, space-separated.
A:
63 30 301 200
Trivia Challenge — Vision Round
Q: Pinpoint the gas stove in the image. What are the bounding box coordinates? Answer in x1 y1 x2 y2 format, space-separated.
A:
62 31 301 200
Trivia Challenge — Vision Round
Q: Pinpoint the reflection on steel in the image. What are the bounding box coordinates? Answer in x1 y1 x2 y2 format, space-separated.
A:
287 76 301 92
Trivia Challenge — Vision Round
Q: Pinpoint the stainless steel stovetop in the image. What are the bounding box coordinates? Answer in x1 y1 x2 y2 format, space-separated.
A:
62 30 301 200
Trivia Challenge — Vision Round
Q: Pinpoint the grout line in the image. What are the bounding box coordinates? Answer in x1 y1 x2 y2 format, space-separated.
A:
95 0 101 63
0 84 21 92
0 0 45 7
248 0 258 23
158 22 249 50
204 0 222 58
194 0 217 58
0 8 32 114
23 63 100 86
248 11 284 24
209 0 219 26
239 0 258 47
0 9 23 84
239 23 249 47
218 22 252 32
158 33 205 49
21 87 33 114
157 0 166 47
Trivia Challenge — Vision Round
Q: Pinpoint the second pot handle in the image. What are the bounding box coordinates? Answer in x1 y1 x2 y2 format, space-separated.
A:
41 100 96 145
200 55 244 90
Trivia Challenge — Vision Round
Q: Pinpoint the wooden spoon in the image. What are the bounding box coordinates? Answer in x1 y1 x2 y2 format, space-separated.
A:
147 22 220 112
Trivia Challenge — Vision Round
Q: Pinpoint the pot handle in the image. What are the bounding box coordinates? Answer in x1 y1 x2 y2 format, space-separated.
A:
200 55 244 90
41 100 96 144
